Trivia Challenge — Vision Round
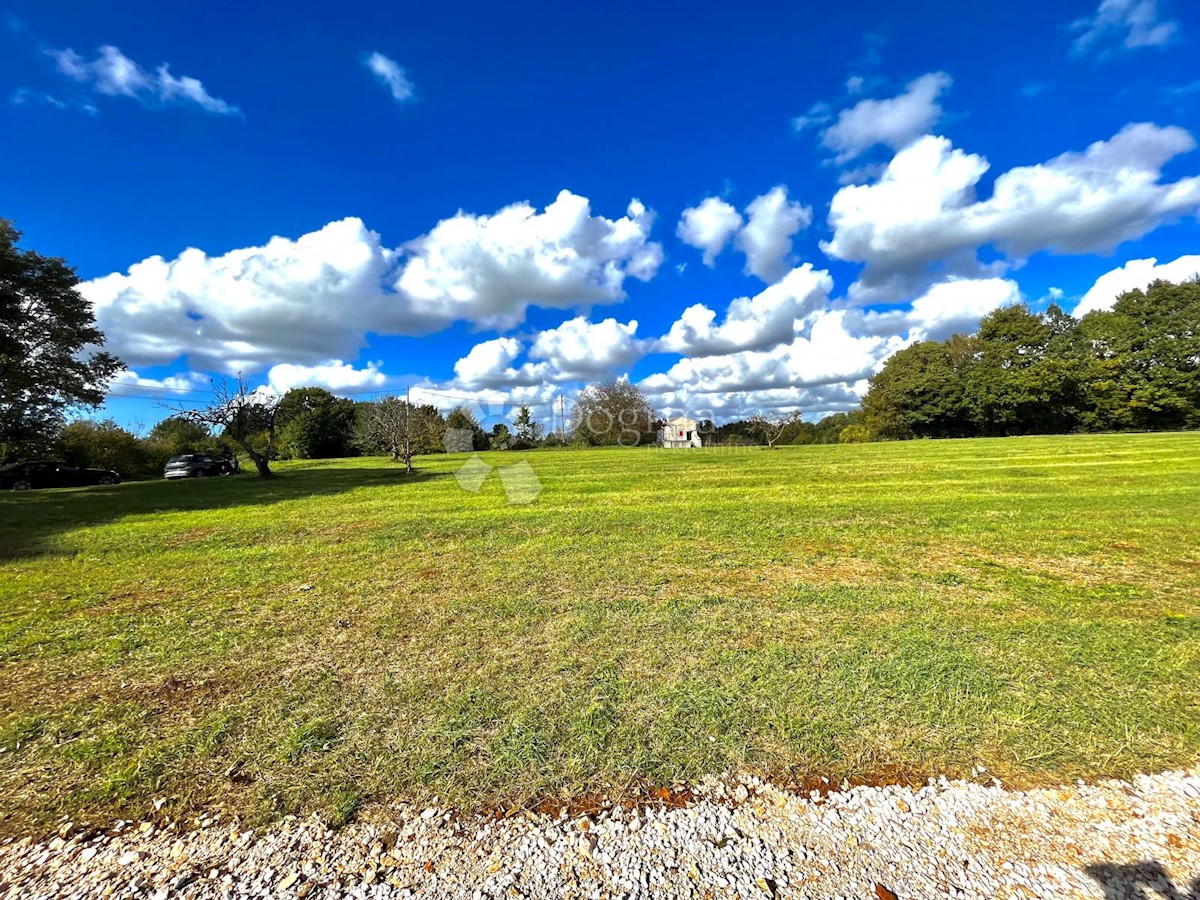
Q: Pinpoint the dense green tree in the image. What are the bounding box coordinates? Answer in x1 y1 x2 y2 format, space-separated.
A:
862 280 1200 439
146 416 218 457
57 419 150 475
863 337 977 439
489 422 512 450
275 387 357 458
0 220 122 461
838 424 871 443
445 405 487 450
513 404 544 445
572 380 655 446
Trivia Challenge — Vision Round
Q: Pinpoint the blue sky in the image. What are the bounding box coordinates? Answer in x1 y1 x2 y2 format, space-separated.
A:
3 0 1199 429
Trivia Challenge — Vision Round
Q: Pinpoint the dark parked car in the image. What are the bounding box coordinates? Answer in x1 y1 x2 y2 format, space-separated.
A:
164 453 237 479
0 460 121 490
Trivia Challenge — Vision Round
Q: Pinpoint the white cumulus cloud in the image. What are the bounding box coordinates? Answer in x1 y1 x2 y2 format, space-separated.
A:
823 123 1200 303
658 264 833 357
84 191 662 374
452 317 644 388
676 187 810 282
108 368 210 394
736 187 812 283
395 191 662 331
820 72 952 164
676 197 743 266
265 360 391 394
529 316 643 379
1074 255 1200 315
848 278 1023 342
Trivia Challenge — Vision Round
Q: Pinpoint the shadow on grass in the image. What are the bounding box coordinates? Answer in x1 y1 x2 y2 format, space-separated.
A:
0 464 447 560
1087 862 1200 899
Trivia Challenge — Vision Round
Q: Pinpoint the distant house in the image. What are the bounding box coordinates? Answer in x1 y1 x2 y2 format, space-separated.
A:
661 415 703 448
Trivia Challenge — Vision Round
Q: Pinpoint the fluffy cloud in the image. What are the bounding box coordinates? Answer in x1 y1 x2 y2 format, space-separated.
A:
395 191 662 330
453 337 529 386
363 51 415 104
1072 0 1178 56
529 316 643 378
48 45 238 114
453 317 643 388
265 360 391 394
658 264 833 357
823 123 1200 302
85 191 662 373
642 273 1027 419
676 188 810 282
108 368 210 394
83 217 396 372
848 278 1022 342
1074 255 1200 315
642 308 904 417
676 197 742 265
820 72 952 164
736 187 812 283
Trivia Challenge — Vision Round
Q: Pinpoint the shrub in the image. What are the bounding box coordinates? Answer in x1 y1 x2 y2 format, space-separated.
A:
839 425 871 444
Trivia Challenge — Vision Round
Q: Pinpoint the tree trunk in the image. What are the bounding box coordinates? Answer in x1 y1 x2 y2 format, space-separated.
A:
250 453 272 477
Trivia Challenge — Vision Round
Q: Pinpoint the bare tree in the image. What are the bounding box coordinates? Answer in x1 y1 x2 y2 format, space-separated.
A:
170 375 281 477
747 410 802 449
572 379 655 446
354 395 443 473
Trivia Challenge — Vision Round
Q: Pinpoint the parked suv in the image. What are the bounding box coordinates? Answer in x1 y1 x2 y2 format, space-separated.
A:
164 453 237 479
0 460 121 490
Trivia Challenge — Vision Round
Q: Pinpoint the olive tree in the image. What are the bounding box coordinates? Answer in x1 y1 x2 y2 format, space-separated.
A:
747 410 803 449
354 396 444 473
572 379 655 446
172 376 281 477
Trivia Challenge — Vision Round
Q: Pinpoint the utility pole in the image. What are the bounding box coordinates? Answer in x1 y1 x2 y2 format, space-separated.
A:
405 384 412 474
559 395 565 439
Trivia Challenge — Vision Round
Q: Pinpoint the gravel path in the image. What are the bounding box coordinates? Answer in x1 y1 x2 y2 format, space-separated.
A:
2 770 1198 899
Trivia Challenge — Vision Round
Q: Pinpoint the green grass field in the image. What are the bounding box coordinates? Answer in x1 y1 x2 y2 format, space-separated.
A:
1 433 1198 833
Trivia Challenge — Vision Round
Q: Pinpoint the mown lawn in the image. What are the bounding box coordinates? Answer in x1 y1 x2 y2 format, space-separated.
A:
1 433 1198 833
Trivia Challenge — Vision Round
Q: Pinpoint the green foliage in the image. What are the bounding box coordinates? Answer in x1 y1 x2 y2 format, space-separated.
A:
275 388 357 459
863 281 1200 439
445 405 487 451
0 219 122 461
57 420 154 476
489 422 512 450
354 398 446 470
513 404 544 445
838 424 871 443
146 417 218 457
572 380 655 446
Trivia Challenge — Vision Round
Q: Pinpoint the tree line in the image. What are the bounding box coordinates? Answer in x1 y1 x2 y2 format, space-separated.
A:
6 214 1196 476
43 391 558 478
862 278 1200 440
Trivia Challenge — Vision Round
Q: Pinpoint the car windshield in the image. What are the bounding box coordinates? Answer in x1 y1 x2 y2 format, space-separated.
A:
0 463 22 472
167 456 196 464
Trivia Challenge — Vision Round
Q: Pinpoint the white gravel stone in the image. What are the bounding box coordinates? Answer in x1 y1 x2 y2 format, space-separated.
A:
2 770 1199 898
